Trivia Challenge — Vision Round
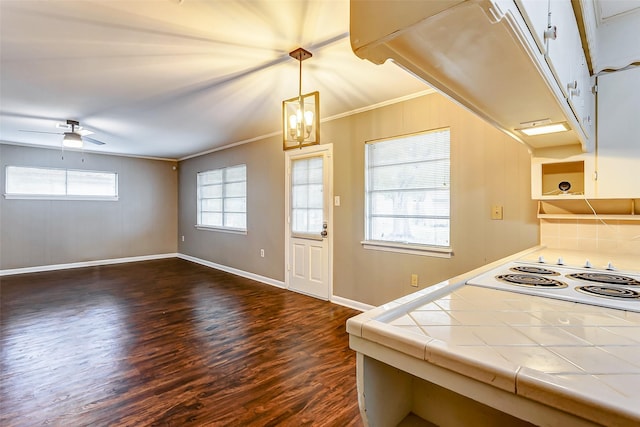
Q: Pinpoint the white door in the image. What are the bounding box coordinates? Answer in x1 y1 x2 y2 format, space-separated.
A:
285 144 332 300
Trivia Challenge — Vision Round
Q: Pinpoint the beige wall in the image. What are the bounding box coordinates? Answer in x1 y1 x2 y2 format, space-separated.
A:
330 94 538 305
178 137 286 281
0 144 178 270
179 92 539 306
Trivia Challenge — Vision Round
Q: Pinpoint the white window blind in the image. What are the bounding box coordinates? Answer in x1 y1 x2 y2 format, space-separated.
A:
291 156 324 235
365 128 450 248
5 166 118 200
197 164 246 231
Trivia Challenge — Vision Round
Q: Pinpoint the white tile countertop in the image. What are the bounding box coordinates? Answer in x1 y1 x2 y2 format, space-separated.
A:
347 247 640 426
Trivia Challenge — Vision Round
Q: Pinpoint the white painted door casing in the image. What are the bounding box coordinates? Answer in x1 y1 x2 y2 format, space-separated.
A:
284 144 333 300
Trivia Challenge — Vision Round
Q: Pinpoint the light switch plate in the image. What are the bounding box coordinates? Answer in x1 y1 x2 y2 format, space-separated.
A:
491 205 503 220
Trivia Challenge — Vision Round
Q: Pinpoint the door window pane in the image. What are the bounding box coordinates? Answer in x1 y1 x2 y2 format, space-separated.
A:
291 156 323 234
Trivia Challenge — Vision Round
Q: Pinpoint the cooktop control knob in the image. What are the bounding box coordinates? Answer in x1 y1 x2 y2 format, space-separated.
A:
538 256 545 263
557 257 564 265
606 262 615 271
584 259 592 268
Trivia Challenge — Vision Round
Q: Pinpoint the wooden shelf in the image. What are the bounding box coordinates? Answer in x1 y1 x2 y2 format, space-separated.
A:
538 213 640 221
537 199 639 220
536 195 587 201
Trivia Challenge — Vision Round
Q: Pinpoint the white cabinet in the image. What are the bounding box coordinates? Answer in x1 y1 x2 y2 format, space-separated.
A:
596 66 640 198
546 0 580 99
517 0 595 146
532 66 640 200
515 0 550 54
574 50 595 139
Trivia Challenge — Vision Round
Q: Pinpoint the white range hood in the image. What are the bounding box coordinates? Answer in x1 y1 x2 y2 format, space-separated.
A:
350 0 592 153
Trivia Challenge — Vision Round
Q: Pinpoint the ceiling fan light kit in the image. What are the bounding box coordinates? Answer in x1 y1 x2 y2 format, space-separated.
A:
62 132 83 148
282 47 320 150
62 120 84 148
20 118 105 148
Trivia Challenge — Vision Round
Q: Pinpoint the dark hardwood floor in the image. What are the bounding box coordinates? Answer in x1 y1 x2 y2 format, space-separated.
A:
0 259 364 426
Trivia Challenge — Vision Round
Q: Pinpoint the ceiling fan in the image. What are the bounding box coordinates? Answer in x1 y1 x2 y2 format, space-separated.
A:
20 119 106 148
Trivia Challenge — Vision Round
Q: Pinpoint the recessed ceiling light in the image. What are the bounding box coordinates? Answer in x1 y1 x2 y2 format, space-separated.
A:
517 122 570 136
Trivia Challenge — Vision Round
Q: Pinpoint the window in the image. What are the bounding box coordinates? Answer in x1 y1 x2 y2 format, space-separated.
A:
291 156 323 235
197 164 247 232
5 166 118 200
364 128 450 254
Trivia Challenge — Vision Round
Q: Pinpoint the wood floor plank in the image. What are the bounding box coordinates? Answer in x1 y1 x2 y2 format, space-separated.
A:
0 259 364 426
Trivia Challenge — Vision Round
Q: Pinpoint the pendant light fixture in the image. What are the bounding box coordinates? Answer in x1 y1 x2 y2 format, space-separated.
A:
282 47 319 150
62 120 84 148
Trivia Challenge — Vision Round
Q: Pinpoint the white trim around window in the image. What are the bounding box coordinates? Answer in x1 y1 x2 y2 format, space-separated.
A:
196 164 247 232
363 128 451 257
4 166 118 201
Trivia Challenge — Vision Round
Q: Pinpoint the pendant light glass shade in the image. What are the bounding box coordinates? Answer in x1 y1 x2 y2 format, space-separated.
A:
62 132 83 148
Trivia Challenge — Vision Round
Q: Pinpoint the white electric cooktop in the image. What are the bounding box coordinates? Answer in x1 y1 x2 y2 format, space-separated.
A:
467 258 640 313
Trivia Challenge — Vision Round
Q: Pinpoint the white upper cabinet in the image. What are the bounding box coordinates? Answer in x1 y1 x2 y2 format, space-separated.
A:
350 0 593 153
546 0 580 100
575 50 595 138
585 1 640 73
515 0 551 54
596 66 640 198
516 0 595 145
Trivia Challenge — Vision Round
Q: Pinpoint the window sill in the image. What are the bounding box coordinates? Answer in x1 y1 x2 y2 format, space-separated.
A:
361 240 453 258
195 225 247 235
4 194 118 201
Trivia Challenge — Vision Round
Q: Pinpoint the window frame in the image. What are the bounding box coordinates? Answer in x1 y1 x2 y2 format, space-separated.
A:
196 164 247 234
4 165 119 201
362 128 452 258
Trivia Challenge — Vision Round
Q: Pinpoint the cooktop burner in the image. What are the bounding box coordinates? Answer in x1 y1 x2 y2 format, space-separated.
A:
510 266 559 275
567 272 640 286
496 274 567 288
576 285 640 300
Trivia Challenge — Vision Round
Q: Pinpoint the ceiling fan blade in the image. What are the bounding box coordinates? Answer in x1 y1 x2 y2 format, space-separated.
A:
20 130 63 135
84 136 106 146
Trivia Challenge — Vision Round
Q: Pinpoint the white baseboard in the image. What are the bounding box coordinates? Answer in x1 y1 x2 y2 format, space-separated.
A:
179 254 376 311
177 253 285 289
0 253 179 276
331 295 375 312
1 252 374 312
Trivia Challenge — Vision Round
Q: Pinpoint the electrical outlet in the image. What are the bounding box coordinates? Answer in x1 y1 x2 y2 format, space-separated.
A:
260 249 265 258
411 274 418 287
181 235 185 242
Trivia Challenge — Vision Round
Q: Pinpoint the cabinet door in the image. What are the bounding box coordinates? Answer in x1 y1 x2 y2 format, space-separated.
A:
596 66 640 198
546 0 579 99
515 0 550 54
576 51 595 146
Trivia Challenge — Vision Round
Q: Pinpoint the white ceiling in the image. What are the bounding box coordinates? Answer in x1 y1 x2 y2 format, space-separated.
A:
597 0 640 21
0 0 429 160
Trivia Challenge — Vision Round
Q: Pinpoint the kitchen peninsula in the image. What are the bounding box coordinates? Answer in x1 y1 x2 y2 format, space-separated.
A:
347 247 640 426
